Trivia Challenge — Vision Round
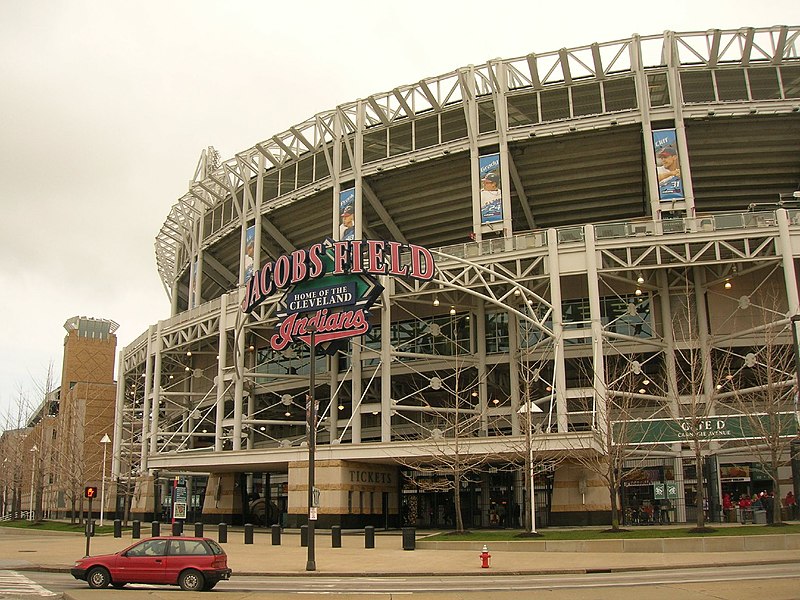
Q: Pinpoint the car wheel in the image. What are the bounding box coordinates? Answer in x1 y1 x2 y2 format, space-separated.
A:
203 580 217 591
179 569 205 591
87 567 111 589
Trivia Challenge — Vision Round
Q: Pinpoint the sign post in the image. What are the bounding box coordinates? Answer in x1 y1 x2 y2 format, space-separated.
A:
84 486 98 557
306 325 318 572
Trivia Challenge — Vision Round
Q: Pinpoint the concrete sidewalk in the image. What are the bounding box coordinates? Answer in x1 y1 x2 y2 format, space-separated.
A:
0 527 798 600
1 527 799 577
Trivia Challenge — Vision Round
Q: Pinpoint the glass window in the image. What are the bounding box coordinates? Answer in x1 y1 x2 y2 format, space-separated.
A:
506 92 539 127
477 100 497 134
415 114 439 149
748 67 781 100
603 77 638 112
486 312 510 353
780 65 800 99
168 540 210 556
540 88 570 121
389 122 413 156
681 70 715 103
206 540 225 555
127 539 167 557
571 82 602 117
648 72 670 107
363 128 387 163
441 108 468 142
714 69 748 102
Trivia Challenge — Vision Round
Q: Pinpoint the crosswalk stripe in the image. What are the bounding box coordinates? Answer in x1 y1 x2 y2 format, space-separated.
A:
0 571 57 596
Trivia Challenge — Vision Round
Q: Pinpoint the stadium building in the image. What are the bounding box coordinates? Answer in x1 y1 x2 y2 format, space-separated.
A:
114 26 800 529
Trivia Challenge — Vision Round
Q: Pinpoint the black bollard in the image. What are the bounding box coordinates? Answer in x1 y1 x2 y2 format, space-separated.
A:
402 527 416 551
331 525 342 548
365 525 375 549
271 524 281 545
151 521 160 537
218 522 228 544
244 523 254 544
172 521 182 536
300 524 308 547
132 520 140 539
194 522 203 538
113 520 122 538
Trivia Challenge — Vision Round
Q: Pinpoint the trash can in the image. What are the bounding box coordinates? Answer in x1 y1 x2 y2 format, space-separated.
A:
754 509 767 524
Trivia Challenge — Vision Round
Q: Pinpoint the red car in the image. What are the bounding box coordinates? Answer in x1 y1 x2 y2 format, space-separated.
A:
71 536 231 591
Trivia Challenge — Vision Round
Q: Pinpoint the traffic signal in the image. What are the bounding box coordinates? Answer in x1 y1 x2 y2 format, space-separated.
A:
84 486 98 499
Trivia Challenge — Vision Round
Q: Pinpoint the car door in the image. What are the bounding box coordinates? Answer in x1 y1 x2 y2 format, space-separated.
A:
163 539 211 583
114 538 168 584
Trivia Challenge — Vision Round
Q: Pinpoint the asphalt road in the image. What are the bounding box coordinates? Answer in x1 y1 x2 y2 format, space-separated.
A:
12 563 800 599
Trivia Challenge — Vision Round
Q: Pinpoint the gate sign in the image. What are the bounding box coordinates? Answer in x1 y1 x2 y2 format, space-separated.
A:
653 482 679 500
666 483 678 499
653 483 665 500
242 239 435 353
613 413 798 446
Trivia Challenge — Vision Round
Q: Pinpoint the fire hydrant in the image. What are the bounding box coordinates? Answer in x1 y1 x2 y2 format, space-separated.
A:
479 544 491 568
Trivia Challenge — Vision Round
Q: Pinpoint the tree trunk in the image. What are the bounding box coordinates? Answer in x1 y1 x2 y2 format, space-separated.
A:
695 444 706 529
609 475 620 530
453 472 464 532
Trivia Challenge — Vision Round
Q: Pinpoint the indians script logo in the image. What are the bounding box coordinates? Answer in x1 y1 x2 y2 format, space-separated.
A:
242 239 435 353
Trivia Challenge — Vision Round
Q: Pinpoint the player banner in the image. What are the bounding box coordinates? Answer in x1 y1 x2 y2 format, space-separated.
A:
339 188 355 241
244 225 255 282
479 154 503 224
652 129 684 201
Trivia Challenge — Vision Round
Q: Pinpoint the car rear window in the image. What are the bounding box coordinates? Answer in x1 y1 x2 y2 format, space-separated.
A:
205 540 225 555
169 540 210 556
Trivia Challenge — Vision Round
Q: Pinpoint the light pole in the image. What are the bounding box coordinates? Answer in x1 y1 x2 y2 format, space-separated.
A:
2 458 7 518
99 434 111 527
790 315 800 514
518 397 543 534
306 324 318 572
28 445 37 521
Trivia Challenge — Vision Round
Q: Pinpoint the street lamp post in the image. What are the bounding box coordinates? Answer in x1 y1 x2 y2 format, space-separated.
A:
790 315 800 514
28 445 37 521
518 395 543 534
2 458 7 518
99 434 111 527
306 324 318 572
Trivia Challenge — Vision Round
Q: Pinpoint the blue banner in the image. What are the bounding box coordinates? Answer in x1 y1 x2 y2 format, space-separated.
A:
652 129 684 201
339 188 355 241
479 154 503 224
244 225 255 282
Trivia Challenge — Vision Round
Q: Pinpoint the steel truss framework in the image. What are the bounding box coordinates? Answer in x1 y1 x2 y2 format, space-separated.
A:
154 26 800 298
115 27 800 514
116 210 800 487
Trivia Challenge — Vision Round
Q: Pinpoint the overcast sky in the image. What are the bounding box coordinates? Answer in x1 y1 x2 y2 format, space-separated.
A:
0 1 795 421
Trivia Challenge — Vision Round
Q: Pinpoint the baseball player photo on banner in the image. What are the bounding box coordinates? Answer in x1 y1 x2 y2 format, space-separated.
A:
479 154 503 224
339 187 355 241
244 225 255 282
652 129 684 201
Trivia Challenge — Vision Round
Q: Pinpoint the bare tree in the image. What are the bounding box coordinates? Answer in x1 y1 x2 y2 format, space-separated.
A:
392 315 500 533
566 352 667 531
668 277 722 532
716 298 798 525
